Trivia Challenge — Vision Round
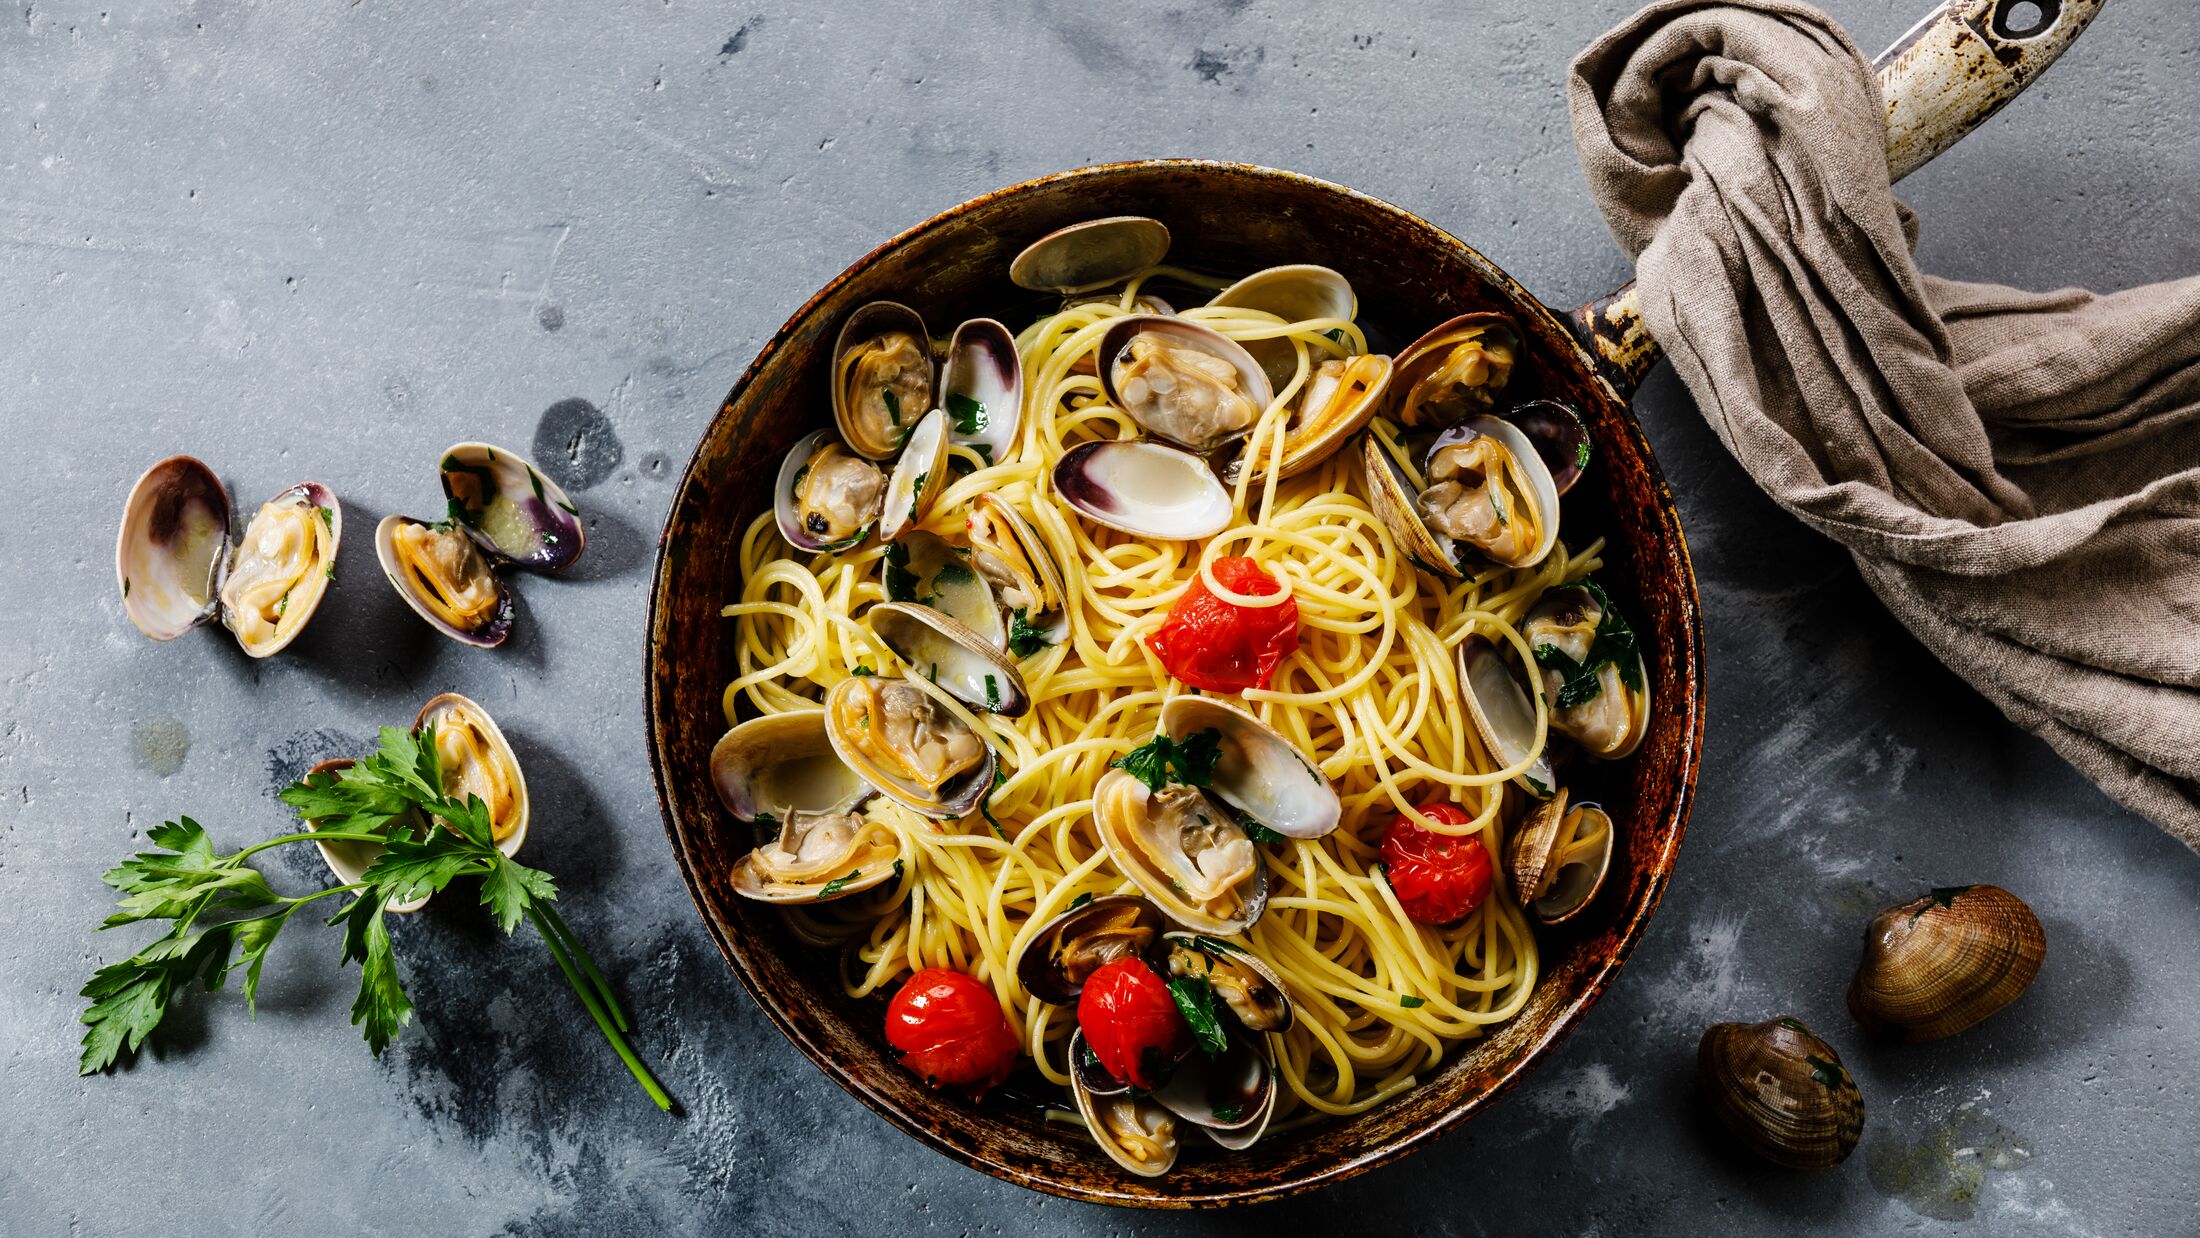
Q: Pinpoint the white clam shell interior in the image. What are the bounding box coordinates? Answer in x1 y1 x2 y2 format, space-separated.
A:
1159 696 1339 839
1052 440 1232 541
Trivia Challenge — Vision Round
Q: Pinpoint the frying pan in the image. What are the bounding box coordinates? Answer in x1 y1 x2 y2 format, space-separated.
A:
644 0 2100 1206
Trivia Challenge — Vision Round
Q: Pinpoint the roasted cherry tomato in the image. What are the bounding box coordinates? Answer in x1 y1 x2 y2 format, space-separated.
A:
1144 556 1300 694
885 967 1020 1096
1076 957 1190 1090
1379 802 1495 925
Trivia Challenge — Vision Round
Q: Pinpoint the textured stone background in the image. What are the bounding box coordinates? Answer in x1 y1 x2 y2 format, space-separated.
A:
3 1 2197 1234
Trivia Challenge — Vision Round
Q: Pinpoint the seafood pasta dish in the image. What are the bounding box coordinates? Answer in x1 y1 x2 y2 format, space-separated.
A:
709 215 1649 1176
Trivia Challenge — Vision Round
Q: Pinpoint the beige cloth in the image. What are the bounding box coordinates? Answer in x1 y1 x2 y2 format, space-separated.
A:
1568 1 2200 851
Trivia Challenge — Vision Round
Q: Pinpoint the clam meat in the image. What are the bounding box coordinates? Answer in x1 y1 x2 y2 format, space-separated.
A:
776 430 886 553
1390 314 1519 427
1099 317 1272 454
1523 584 1650 760
1163 933 1293 1032
416 692 530 854
1015 895 1165 1004
731 805 904 903
376 515 514 648
1093 769 1267 936
832 301 934 460
824 675 995 819
219 483 341 658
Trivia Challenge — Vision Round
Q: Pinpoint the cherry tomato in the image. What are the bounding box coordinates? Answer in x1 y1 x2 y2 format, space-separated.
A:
884 967 1020 1096
1379 802 1495 925
1076 957 1190 1090
1144 557 1300 694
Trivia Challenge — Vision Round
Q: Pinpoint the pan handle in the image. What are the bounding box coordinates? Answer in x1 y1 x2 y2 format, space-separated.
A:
1566 0 2105 399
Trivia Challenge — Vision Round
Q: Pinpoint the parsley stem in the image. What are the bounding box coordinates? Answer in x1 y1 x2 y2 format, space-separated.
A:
526 904 671 1111
230 830 393 864
534 902 629 1034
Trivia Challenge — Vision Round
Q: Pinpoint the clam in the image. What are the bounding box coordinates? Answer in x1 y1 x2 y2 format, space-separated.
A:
730 804 905 904
1505 400 1592 497
877 408 950 542
1074 1067 1181 1178
375 515 515 648
1092 768 1268 936
1507 788 1616 925
1524 584 1650 760
870 601 1029 716
1457 637 1558 800
1361 417 1560 576
710 709 872 824
1069 1027 1129 1097
117 456 231 640
437 442 585 572
1158 697 1339 840
1151 1028 1278 1150
1163 931 1293 1033
884 530 1004 648
823 675 996 819
1206 263 1358 389
939 318 1023 466
1847 884 2044 1042
966 492 1068 642
1009 215 1171 295
775 429 886 553
1053 440 1232 542
1015 895 1166 1005
302 759 430 915
1097 316 1273 454
218 481 342 658
1390 313 1520 427
1226 353 1393 484
414 692 529 855
832 301 934 460
1698 1016 1865 1170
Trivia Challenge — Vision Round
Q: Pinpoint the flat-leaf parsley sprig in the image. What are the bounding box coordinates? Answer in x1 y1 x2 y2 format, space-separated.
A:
79 724 672 1111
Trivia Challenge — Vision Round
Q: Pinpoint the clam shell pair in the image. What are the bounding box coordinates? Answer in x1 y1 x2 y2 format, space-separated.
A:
1506 787 1618 926
377 443 586 648
117 456 342 658
1848 884 2044 1041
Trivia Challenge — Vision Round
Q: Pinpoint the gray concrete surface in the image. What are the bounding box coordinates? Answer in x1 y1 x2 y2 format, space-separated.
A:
3 1 2196 1234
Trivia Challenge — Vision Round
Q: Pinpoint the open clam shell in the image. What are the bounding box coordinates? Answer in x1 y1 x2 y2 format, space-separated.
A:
878 408 950 542
1158 696 1339 840
1504 400 1592 497
730 804 904 904
1524 584 1651 760
1458 637 1557 800
219 482 341 658
870 601 1029 716
832 300 935 460
1418 418 1562 571
375 515 515 648
438 443 585 572
1073 1052 1181 1177
1508 789 1616 925
884 529 1004 649
940 318 1023 465
1014 895 1166 1005
414 692 530 857
823 675 996 820
1097 316 1273 454
710 709 872 824
1207 263 1357 389
117 455 232 640
303 759 431 915
1162 931 1294 1033
1389 313 1520 427
1150 1027 1278 1149
967 492 1068 643
1009 215 1171 295
1359 434 1459 577
775 429 886 554
1228 352 1392 485
1053 440 1232 542
1092 768 1269 936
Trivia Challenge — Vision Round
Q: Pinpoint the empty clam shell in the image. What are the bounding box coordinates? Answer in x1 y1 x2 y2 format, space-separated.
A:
832 301 935 460
117 455 232 641
884 529 1005 649
710 709 872 824
1053 440 1232 542
414 692 529 856
1207 264 1358 389
1097 316 1273 454
823 675 996 820
1015 895 1166 1005
1507 789 1616 925
1457 637 1558 800
302 759 431 915
220 482 341 659
1158 696 1339 840
1009 216 1171 294
776 429 886 554
730 805 905 904
870 601 1030 716
1150 1026 1277 1149
375 514 515 648
1390 313 1520 427
1504 400 1592 497
878 408 950 542
437 442 585 572
940 318 1023 465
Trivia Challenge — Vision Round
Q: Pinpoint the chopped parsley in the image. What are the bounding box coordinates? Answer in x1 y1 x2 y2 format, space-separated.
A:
818 870 859 899
1911 884 1976 924
881 388 903 427
1522 772 1553 799
528 469 547 501
316 505 335 530
1166 974 1228 1058
1242 820 1288 845
122 577 130 597
1212 1102 1243 1123
1007 609 1055 658
850 664 875 677
1806 1054 1848 1089
984 674 1001 711
1490 488 1509 527
1530 578 1644 709
932 561 975 588
1069 892 1093 910
1400 994 1426 1009
977 765 1008 841
907 470 928 524
883 540 917 600
1187 935 1244 956
1575 437 1593 469
946 392 988 436
1111 728 1224 793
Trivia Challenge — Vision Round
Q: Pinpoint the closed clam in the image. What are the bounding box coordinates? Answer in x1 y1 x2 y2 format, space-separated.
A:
1848 884 2044 1042
832 301 935 460
1523 583 1651 760
1457 637 1558 800
1009 216 1171 295
218 481 342 658
1158 696 1339 840
1091 768 1268 936
1014 895 1166 1004
939 318 1023 466
731 804 905 904
1507 788 1615 925
376 514 514 648
117 455 231 640
775 429 886 553
1053 440 1232 542
1098 316 1273 455
415 692 529 856
878 407 950 541
1389 313 1520 427
884 529 1005 648
870 601 1029 716
437 442 585 572
1698 1016 1865 1170
823 674 996 819
710 709 871 824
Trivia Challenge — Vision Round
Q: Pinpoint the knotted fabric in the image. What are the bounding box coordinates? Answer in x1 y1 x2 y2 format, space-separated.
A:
1569 1 2200 850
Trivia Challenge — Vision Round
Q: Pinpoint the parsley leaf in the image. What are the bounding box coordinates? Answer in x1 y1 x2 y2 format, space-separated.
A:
1400 994 1426 1008
1166 974 1229 1058
1532 578 1644 709
1575 438 1593 469
1069 892 1094 910
1806 1054 1848 1089
818 870 859 900
1911 884 1976 924
850 664 875 677
883 539 917 601
882 388 902 427
1007 609 1055 658
946 392 988 436
977 765 1009 841
1111 728 1224 793
984 674 1001 711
